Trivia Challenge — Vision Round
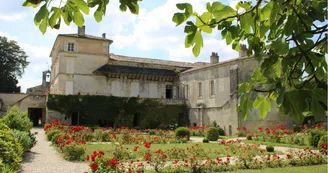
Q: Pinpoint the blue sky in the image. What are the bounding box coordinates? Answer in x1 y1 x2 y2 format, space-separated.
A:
0 0 239 92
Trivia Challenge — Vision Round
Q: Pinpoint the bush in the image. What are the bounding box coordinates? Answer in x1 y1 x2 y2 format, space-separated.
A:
266 145 274 152
11 129 33 152
207 127 219 141
51 132 63 144
149 130 156 135
93 129 104 141
293 126 301 133
175 127 190 139
246 134 252 140
308 128 326 147
62 142 86 161
46 130 62 141
203 138 209 143
318 135 328 149
2 106 32 132
0 122 24 172
218 127 225 136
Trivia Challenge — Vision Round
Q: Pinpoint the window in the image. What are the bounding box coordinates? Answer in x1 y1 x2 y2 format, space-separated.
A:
198 82 202 98
185 85 189 99
176 86 179 98
68 42 75 52
210 80 215 96
165 85 173 99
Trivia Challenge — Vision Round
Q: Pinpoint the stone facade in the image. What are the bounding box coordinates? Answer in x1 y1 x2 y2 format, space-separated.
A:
43 26 293 133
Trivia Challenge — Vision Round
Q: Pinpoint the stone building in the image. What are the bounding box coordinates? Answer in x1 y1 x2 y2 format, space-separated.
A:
34 26 293 133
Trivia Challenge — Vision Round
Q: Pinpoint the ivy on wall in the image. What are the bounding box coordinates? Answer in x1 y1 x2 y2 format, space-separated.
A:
47 94 188 129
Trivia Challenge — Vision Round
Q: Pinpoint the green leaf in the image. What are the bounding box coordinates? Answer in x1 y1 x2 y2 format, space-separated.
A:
172 3 193 26
192 31 203 57
34 4 48 25
212 6 236 21
311 90 326 121
240 13 253 34
94 8 103 22
73 11 84 27
71 0 89 15
49 7 61 28
39 12 49 34
272 38 289 55
202 26 212 33
253 96 271 118
22 1 41 8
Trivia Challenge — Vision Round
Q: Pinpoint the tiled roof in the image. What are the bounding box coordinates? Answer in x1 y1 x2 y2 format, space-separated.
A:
94 64 177 76
109 53 210 68
58 34 113 42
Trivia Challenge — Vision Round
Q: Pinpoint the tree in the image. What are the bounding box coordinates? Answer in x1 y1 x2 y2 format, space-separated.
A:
0 36 29 93
23 0 327 122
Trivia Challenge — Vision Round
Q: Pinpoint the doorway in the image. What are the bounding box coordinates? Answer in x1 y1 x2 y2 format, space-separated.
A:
28 108 43 126
165 85 173 99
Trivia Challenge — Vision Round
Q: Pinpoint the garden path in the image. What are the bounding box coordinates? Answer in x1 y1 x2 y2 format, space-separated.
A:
20 127 90 173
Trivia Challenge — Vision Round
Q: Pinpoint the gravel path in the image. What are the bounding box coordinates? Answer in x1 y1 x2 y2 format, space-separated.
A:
20 128 90 173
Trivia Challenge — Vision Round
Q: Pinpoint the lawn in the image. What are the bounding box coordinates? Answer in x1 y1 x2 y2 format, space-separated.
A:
85 142 282 160
242 140 315 149
225 164 328 173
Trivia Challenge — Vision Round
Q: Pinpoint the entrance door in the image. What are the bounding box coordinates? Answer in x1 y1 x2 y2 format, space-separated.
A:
28 108 43 126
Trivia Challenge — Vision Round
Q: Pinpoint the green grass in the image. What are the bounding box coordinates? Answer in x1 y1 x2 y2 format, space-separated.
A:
225 164 328 173
242 140 315 149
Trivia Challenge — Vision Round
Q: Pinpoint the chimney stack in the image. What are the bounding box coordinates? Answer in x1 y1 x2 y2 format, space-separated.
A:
102 33 106 39
78 26 85 36
210 52 219 64
239 44 248 58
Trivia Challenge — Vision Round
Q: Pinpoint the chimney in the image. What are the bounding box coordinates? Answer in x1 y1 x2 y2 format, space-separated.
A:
102 33 106 39
239 44 248 58
210 52 219 64
78 25 85 36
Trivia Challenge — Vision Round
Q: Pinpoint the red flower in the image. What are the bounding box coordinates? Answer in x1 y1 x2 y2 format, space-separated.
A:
237 128 241 131
134 146 139 151
86 155 89 161
108 158 120 167
136 170 142 173
90 163 98 171
144 141 151 148
144 153 151 161
99 150 104 156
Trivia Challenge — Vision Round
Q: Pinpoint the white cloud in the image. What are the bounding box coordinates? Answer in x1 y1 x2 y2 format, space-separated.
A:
0 31 17 40
111 0 238 62
0 13 25 21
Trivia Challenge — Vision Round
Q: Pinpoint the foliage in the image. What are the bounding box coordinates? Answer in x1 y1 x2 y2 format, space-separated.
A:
266 145 274 152
203 138 209 143
11 129 33 152
207 127 219 141
317 135 328 149
23 0 141 34
172 0 327 122
189 125 207 137
218 127 225 136
47 94 187 128
237 127 248 137
46 129 62 141
2 106 33 132
308 128 326 147
0 36 28 93
175 127 190 139
61 142 86 161
247 134 253 140
0 122 23 172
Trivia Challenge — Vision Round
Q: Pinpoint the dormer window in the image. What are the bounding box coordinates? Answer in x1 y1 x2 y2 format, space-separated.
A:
68 42 75 52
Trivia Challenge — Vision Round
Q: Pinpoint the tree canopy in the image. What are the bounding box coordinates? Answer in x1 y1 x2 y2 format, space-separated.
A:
0 36 29 93
23 0 327 122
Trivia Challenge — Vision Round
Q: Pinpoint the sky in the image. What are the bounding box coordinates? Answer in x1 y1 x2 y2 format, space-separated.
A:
0 0 240 93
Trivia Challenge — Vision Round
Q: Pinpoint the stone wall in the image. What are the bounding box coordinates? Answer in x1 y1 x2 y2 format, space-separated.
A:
46 109 71 124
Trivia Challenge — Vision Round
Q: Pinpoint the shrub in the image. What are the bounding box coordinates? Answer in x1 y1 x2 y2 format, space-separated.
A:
62 142 86 161
203 138 209 143
266 145 274 152
293 126 301 133
0 122 23 172
218 127 225 136
2 106 32 132
246 134 252 140
175 127 190 139
318 135 328 149
51 132 63 144
149 130 156 135
93 129 104 141
46 130 62 141
308 128 326 147
207 127 219 141
11 129 32 152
